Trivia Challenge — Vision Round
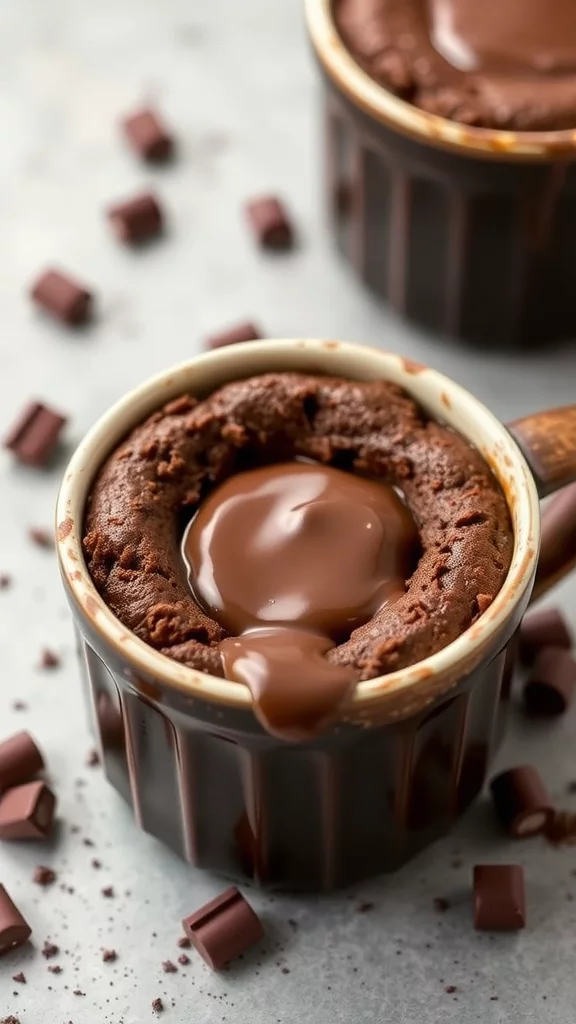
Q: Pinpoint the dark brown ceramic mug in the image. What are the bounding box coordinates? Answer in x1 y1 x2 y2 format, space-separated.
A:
305 0 576 347
56 340 576 890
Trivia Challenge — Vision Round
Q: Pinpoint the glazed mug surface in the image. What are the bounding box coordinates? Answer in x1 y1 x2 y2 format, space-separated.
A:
56 340 576 889
305 0 576 347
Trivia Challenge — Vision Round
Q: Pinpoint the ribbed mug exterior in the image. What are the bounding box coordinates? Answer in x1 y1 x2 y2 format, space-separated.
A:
323 83 576 346
71 609 519 890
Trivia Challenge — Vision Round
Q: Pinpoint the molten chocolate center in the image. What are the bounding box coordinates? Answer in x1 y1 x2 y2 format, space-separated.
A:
428 0 576 74
183 462 418 739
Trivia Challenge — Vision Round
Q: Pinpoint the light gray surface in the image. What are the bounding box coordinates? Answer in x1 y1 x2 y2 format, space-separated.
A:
1 1 576 1021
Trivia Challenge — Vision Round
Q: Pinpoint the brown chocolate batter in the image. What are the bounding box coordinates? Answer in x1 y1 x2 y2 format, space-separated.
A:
336 0 576 130
183 461 418 737
84 373 513 738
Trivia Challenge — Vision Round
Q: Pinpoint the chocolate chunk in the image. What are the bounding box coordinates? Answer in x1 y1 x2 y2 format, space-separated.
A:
47 964 62 974
102 948 117 962
490 765 554 837
0 781 56 840
178 953 190 965
152 997 164 1014
0 886 31 956
245 196 294 250
91 858 102 869
30 268 93 326
40 649 60 670
101 886 114 898
4 402 67 468
0 731 44 791
177 936 191 948
182 886 264 970
205 321 262 350
33 865 56 887
86 749 100 767
162 960 177 973
473 865 526 931
519 607 572 664
0 574 11 590
524 647 576 715
108 192 163 245
28 527 53 548
12 972 25 984
546 810 576 846
42 941 59 959
123 108 174 162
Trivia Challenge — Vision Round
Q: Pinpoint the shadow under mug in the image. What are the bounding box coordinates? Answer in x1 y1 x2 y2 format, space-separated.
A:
56 340 576 890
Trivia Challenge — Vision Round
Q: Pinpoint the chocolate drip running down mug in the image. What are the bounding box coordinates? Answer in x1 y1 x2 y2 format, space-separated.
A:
56 341 576 890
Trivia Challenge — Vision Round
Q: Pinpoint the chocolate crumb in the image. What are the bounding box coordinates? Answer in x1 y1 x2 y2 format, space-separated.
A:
152 997 164 1013
42 941 59 959
177 954 190 966
73 989 85 996
451 859 462 869
288 919 298 929
86 749 100 767
12 701 27 711
12 973 26 984
28 527 53 549
567 781 576 794
102 949 117 963
34 865 56 886
101 886 114 898
177 936 191 948
83 838 95 847
445 986 457 994
281 967 290 974
40 648 60 669
48 965 62 974
91 859 102 869
162 960 178 973
0 574 11 589
357 902 374 913
433 897 450 913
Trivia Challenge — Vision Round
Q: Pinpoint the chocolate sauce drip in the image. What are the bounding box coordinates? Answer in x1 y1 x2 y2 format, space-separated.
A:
183 462 418 739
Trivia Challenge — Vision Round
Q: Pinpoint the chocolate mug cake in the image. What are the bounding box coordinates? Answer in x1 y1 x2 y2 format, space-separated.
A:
58 339 576 887
306 0 576 345
337 0 576 130
83 372 513 740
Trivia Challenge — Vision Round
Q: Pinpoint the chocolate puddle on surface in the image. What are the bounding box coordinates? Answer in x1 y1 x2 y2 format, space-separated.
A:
183 461 418 739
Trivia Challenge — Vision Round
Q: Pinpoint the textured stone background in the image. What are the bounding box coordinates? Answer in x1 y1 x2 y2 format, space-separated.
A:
1 1 576 1021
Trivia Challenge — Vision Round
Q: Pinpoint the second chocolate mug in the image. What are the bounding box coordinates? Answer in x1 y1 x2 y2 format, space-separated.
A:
56 340 576 890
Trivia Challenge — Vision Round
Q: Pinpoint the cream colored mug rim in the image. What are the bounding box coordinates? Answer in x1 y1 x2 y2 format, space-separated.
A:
305 0 576 159
56 339 540 715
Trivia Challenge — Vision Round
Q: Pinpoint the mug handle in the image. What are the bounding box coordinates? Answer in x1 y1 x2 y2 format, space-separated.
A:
508 405 576 602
